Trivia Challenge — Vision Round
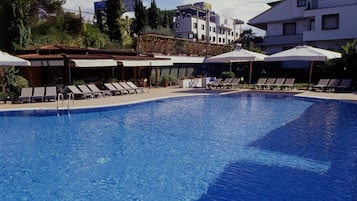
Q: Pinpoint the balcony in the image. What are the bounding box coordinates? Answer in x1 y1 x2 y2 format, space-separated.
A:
263 34 303 46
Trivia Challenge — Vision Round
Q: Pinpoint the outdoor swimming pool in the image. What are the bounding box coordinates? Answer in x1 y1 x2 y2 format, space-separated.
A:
0 92 356 201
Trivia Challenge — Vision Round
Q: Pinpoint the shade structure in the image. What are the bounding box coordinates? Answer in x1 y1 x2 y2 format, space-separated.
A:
0 51 31 93
264 45 342 85
118 59 173 67
71 59 117 67
205 48 267 84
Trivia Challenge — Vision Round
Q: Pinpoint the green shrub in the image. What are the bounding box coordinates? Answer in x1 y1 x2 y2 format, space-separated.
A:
221 71 235 79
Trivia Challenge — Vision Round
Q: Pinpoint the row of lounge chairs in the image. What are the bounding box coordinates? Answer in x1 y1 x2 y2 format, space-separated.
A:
18 81 147 103
18 86 57 103
253 78 295 90
207 78 241 89
312 79 352 92
66 81 147 100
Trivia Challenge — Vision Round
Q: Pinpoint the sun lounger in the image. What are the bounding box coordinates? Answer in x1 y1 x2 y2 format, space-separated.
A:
219 78 233 88
18 87 33 103
126 81 147 93
271 78 285 90
112 82 130 95
207 78 222 89
45 86 57 101
253 78 267 90
325 79 340 92
31 87 45 102
104 83 125 95
312 79 330 91
281 78 295 90
262 78 276 90
207 78 221 89
334 79 352 92
87 84 111 97
118 82 136 94
67 85 93 99
225 78 241 88
77 85 102 98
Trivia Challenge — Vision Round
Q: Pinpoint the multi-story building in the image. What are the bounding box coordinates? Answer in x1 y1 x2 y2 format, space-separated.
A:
173 2 243 45
248 0 357 53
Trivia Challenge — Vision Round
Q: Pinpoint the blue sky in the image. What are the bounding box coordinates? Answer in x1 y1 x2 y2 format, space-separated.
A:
63 0 272 36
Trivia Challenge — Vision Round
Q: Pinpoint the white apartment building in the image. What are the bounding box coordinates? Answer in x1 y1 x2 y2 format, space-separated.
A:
248 0 357 53
173 2 243 45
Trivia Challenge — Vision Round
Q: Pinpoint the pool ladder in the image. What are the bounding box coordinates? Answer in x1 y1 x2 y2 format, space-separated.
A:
56 93 74 116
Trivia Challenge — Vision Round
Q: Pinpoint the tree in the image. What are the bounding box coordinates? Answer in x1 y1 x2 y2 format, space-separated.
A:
133 0 147 34
95 8 106 33
105 0 126 42
9 0 32 51
148 0 159 29
341 39 357 79
0 0 66 51
161 10 170 28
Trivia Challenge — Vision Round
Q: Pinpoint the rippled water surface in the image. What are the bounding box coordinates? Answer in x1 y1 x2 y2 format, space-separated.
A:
0 93 356 201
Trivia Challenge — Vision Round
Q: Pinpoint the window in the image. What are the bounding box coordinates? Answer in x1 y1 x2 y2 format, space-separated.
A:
213 27 216 32
219 38 222 43
213 36 216 42
176 23 180 28
193 23 197 28
178 34 183 38
201 35 205 40
283 22 296 35
188 33 194 39
309 19 315 31
322 14 339 30
201 24 205 30
297 0 306 7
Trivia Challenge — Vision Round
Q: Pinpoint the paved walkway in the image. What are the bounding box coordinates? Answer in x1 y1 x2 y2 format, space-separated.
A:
1 87 356 111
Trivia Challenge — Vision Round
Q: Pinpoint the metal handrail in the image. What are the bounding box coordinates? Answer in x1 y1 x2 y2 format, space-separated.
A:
56 93 64 116
67 93 74 116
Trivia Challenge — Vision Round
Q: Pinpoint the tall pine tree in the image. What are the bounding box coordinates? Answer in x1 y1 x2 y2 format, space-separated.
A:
148 0 159 29
105 0 125 42
134 0 146 34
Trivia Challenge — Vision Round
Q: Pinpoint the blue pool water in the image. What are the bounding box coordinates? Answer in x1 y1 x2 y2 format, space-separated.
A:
0 93 356 201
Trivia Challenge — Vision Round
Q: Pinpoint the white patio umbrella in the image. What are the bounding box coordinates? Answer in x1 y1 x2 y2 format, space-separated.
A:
205 48 266 84
0 51 31 93
264 45 342 85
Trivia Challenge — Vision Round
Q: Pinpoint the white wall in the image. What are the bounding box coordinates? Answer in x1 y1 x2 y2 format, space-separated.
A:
304 4 357 41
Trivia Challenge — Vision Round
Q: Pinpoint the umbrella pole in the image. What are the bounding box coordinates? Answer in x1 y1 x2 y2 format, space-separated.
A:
1 66 5 94
309 61 313 87
249 61 253 85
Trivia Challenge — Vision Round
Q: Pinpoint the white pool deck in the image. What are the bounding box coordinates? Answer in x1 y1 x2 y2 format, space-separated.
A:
0 87 356 112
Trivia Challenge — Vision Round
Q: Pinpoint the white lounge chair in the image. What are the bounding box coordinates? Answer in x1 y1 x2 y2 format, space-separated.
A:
253 78 267 90
112 82 130 95
45 86 57 101
126 81 146 93
118 82 136 94
312 79 330 91
67 85 93 99
31 87 45 102
87 84 111 97
18 87 33 103
77 85 102 98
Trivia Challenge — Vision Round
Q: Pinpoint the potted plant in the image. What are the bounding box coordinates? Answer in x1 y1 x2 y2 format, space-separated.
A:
160 76 169 87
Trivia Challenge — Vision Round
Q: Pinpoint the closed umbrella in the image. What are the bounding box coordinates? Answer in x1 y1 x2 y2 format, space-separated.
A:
0 51 31 93
264 45 342 85
205 48 266 84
